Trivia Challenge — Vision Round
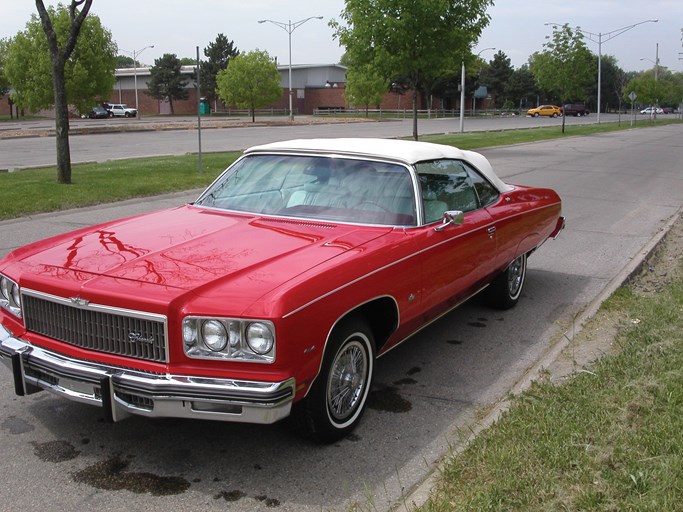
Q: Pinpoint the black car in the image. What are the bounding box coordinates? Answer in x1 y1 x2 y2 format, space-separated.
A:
562 104 589 117
85 106 109 119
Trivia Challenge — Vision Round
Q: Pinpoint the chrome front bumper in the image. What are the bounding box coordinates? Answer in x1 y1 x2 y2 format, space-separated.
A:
0 324 295 424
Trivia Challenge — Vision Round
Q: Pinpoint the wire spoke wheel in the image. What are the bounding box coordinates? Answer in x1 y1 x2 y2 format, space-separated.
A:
507 255 526 299
486 253 527 310
327 340 368 421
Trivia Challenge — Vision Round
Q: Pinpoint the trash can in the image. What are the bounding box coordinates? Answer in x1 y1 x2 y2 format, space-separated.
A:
199 99 210 115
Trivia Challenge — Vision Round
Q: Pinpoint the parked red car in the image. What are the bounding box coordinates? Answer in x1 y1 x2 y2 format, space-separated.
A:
0 139 564 442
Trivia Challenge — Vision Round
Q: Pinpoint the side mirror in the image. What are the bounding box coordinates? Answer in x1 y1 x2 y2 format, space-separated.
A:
434 210 464 232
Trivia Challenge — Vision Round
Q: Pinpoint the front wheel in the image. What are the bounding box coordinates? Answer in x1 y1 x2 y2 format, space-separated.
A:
485 253 527 310
533 113 540 117
290 317 375 443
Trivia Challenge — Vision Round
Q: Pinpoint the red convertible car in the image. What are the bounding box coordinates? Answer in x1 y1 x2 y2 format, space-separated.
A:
0 139 564 442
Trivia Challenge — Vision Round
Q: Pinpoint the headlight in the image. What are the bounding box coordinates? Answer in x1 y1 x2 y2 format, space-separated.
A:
0 274 22 318
246 322 275 355
201 320 228 352
183 316 275 363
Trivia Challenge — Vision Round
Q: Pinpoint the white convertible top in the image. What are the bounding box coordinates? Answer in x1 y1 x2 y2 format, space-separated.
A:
245 138 514 193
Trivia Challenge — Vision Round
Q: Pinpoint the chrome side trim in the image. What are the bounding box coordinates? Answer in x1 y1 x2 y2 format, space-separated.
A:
284 201 562 318
0 325 294 425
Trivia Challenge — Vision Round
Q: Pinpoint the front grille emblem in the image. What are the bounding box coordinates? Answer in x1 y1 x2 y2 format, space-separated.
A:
128 331 155 344
69 296 90 307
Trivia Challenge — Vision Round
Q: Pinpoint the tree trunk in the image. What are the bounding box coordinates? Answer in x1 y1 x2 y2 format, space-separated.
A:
52 61 72 184
561 106 566 134
411 87 419 140
35 0 93 185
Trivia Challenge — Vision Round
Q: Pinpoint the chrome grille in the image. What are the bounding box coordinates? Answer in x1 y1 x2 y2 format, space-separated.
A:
21 290 168 363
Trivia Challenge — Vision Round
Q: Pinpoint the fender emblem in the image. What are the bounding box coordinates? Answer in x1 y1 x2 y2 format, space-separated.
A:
69 297 90 307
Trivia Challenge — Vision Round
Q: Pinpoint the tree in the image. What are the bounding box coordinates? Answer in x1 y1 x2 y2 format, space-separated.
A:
625 67 683 110
505 65 539 111
529 23 593 132
332 0 493 140
5 1 112 183
344 64 387 116
0 39 10 101
146 53 189 115
479 50 514 108
201 33 239 106
7 6 116 116
215 50 282 122
115 54 135 68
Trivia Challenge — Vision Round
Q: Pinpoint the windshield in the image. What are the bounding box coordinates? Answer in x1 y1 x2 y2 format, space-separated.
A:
195 154 417 226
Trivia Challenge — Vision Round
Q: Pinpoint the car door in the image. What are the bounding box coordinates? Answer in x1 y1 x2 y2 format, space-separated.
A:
412 160 497 321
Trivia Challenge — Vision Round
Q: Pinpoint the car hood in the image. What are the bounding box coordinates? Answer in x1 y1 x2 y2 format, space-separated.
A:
10 206 391 307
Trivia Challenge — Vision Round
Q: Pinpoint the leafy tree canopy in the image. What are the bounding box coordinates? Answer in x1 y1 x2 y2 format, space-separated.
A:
216 49 281 122
115 54 135 68
5 5 116 114
201 34 239 104
479 50 514 108
146 53 189 114
530 24 593 102
344 64 387 115
504 65 539 110
331 0 493 139
529 23 593 131
0 39 10 97
624 67 683 107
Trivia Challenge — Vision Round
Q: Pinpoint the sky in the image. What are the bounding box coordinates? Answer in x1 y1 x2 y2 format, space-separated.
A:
2 1 682 74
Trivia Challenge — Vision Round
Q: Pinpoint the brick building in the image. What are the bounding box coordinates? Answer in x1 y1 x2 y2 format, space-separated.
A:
109 63 351 116
1 63 486 118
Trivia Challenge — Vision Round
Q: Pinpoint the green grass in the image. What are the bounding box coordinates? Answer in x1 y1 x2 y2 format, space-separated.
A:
0 152 238 220
418 256 683 511
420 118 681 149
0 118 680 221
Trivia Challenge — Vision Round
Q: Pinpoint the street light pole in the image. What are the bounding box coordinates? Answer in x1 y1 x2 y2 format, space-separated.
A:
459 60 465 132
545 20 657 124
640 43 660 118
123 45 154 115
459 47 495 132
258 16 323 121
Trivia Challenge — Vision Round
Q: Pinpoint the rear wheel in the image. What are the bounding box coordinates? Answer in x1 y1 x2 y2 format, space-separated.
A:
290 317 375 443
485 253 527 310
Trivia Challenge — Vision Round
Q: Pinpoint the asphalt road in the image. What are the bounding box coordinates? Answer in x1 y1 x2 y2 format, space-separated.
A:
0 123 681 511
0 112 640 171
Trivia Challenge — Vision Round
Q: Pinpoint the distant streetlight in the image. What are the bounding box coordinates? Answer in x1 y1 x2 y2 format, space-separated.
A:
544 19 658 123
459 47 495 132
122 45 155 115
640 43 660 118
258 16 323 121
